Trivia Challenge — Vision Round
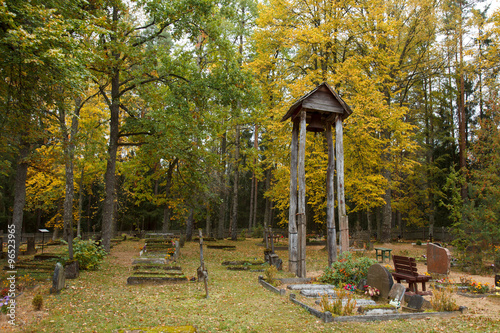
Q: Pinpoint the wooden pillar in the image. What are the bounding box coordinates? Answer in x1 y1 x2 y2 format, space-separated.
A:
326 122 337 266
297 111 307 277
288 120 299 274
336 116 349 255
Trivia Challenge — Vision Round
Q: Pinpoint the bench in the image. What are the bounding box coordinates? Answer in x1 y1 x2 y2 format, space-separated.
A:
374 247 392 263
392 255 432 295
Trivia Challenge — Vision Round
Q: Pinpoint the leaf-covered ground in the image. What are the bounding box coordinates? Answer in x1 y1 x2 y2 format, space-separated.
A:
2 239 500 332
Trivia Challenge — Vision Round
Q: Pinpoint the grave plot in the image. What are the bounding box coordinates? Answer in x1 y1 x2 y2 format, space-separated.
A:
127 236 187 285
206 244 236 250
257 263 468 323
222 259 267 272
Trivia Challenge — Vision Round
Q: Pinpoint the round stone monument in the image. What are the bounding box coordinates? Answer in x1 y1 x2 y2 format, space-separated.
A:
366 263 394 299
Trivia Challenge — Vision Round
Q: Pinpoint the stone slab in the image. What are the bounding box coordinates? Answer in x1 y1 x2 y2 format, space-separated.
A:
278 277 312 284
287 284 336 290
427 243 451 275
132 258 167 265
300 289 337 297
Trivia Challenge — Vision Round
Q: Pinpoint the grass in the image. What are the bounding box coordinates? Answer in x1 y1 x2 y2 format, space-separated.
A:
2 239 500 332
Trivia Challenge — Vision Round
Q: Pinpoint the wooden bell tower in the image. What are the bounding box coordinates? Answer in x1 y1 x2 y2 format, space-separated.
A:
281 82 352 277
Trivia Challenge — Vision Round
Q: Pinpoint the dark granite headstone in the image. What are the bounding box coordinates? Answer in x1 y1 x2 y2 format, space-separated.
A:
407 294 424 310
65 260 79 279
26 237 36 255
427 243 451 275
495 275 500 288
50 262 66 294
366 263 394 299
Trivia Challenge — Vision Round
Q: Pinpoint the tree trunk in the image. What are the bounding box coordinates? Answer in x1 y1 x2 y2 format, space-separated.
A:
63 98 81 260
264 167 272 227
205 203 211 237
458 0 467 201
12 143 29 261
217 133 228 239
162 159 177 232
77 167 84 238
248 173 255 230
230 124 240 241
101 7 121 252
186 208 194 242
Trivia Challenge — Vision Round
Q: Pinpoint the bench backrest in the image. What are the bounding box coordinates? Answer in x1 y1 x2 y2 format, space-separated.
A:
392 255 419 277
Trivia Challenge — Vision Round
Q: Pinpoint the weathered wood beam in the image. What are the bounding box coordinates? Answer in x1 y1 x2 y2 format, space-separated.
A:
336 116 349 255
326 122 337 266
288 120 299 274
298 111 307 277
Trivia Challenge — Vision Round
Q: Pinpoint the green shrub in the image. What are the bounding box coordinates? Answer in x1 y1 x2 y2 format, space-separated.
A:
72 238 107 270
318 253 376 286
251 225 264 238
32 294 43 311
263 264 281 287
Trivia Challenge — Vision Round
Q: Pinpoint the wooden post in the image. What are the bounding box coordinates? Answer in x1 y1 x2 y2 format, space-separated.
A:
336 116 349 255
297 111 307 277
269 227 275 254
326 122 337 266
198 229 209 298
288 120 299 274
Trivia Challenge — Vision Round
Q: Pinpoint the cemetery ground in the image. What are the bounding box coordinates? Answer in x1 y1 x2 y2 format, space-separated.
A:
1 239 500 333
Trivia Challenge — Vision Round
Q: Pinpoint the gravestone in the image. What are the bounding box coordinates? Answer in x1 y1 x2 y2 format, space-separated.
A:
495 275 500 295
65 260 79 279
357 278 367 291
366 263 394 299
50 262 66 294
388 283 406 308
26 237 36 255
427 243 451 275
407 294 424 310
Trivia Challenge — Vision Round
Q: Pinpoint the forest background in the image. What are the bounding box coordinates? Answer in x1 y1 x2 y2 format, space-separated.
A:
1 0 500 263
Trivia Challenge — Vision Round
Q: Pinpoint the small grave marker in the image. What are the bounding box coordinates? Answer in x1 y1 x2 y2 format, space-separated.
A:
50 262 65 294
26 237 36 255
407 294 424 310
388 283 406 309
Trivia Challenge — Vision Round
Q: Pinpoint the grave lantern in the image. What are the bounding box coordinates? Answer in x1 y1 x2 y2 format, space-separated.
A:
281 82 352 277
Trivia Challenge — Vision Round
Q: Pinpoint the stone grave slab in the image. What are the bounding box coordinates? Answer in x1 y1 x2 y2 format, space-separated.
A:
132 258 167 265
427 243 451 275
50 262 65 294
367 263 394 299
300 289 337 297
287 284 336 290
